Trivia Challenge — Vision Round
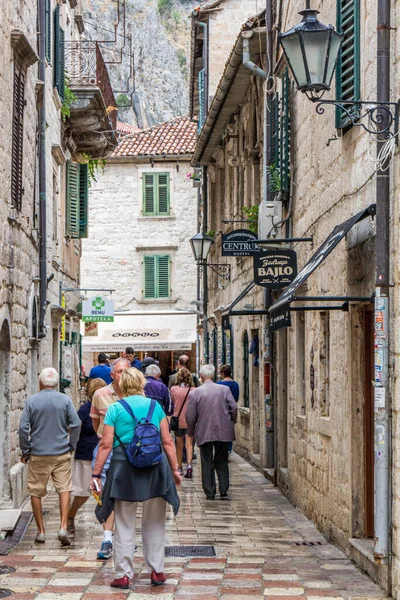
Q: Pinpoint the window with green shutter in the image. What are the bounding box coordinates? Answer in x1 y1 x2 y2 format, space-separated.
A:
66 161 80 238
53 5 65 101
335 0 360 129
45 0 51 62
79 164 89 238
66 162 89 238
142 173 170 216
269 68 291 201
143 255 171 299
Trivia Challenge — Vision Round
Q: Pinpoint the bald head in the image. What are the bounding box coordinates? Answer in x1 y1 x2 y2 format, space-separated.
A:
178 354 189 368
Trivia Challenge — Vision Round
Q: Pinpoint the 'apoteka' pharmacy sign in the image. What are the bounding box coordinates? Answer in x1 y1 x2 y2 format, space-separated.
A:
82 296 114 322
254 250 297 288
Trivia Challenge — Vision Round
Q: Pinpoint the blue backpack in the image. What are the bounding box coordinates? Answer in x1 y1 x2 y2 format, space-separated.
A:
115 398 163 468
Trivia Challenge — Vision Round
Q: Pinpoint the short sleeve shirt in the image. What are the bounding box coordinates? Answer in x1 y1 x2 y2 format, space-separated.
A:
90 383 119 437
104 395 166 448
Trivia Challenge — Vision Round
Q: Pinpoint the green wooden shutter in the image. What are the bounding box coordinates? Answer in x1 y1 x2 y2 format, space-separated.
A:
79 164 89 238
280 69 291 199
53 6 65 101
66 161 80 237
335 0 360 129
45 0 51 62
157 255 170 298
143 173 155 215
157 173 170 215
198 69 206 132
144 255 156 298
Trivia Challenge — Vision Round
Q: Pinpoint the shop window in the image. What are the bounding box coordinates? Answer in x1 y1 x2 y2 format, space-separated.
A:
243 330 250 408
143 254 170 299
142 173 170 216
335 0 360 129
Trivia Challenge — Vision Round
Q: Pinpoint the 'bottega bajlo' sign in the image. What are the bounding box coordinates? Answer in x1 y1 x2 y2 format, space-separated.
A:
254 249 297 288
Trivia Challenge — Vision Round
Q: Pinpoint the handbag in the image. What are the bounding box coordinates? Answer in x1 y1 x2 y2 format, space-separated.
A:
170 387 191 432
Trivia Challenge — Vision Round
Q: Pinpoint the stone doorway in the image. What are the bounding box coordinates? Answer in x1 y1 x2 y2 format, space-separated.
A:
0 320 11 504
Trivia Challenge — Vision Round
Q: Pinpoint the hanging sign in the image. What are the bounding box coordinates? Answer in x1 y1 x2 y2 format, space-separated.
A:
269 304 291 332
82 296 114 322
222 229 259 257
84 321 99 336
254 249 297 288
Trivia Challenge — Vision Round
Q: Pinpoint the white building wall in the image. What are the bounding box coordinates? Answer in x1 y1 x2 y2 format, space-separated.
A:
81 157 198 313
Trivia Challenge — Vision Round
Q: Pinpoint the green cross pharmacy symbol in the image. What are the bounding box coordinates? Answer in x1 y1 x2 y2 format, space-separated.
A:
92 297 105 310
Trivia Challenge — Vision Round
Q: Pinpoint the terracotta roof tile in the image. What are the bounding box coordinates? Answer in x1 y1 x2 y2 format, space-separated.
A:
116 121 141 136
112 116 197 158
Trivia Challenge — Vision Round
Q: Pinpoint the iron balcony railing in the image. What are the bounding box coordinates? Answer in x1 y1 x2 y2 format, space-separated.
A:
64 41 117 131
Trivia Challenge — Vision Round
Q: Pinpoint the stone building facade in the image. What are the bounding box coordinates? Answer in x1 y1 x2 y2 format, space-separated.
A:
191 0 400 597
0 0 115 509
80 117 199 374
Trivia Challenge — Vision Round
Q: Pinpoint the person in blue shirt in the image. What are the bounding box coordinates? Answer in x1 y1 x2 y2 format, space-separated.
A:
217 365 239 453
125 347 142 370
89 354 112 385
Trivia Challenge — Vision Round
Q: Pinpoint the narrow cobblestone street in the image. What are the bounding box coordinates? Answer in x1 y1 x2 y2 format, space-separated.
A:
0 453 389 600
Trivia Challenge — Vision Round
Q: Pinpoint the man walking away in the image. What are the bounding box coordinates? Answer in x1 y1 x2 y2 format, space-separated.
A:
217 364 239 454
90 357 130 559
144 364 173 416
125 347 142 370
19 368 81 546
89 353 112 385
168 354 200 388
186 364 237 500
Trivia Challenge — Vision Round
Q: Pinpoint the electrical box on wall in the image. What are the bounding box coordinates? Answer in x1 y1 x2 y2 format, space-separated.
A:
258 201 283 239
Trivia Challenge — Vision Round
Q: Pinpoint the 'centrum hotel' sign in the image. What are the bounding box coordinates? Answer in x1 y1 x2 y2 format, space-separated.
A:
222 229 259 257
254 249 297 288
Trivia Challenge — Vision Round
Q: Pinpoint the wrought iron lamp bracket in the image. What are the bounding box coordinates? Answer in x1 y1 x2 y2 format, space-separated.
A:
207 263 231 280
311 99 400 142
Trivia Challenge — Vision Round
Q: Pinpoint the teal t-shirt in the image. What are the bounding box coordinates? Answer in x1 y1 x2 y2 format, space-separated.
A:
104 395 166 448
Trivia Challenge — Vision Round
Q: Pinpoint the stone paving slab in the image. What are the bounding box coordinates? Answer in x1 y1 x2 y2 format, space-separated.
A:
0 453 390 599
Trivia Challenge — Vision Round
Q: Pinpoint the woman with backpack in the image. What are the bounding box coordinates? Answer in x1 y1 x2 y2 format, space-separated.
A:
91 368 182 590
170 368 196 478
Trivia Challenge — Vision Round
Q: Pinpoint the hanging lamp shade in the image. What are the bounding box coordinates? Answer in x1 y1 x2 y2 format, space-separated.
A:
190 232 214 263
279 8 342 100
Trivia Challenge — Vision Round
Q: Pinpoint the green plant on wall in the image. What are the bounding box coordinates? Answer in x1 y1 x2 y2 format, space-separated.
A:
158 0 172 14
267 164 283 195
76 152 106 187
206 230 216 240
116 93 130 107
241 205 259 234
61 80 77 122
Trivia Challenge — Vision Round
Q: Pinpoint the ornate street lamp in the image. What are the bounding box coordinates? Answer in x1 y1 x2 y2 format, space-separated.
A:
279 3 342 101
189 232 231 288
279 1 399 139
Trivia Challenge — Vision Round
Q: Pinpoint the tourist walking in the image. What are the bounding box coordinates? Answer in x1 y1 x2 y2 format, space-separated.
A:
168 354 200 388
67 378 107 532
89 353 112 384
217 364 239 453
90 357 131 559
186 364 237 500
144 363 173 415
92 368 181 589
18 368 81 546
124 347 142 370
170 368 195 478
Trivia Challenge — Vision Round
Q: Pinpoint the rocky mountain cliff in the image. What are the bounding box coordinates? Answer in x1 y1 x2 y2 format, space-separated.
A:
83 0 198 128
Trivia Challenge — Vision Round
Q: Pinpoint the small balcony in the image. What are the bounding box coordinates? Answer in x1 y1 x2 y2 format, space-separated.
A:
64 41 117 159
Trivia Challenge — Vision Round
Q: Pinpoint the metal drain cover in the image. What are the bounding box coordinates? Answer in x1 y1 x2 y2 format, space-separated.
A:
165 545 216 557
0 590 13 598
295 541 325 547
0 567 15 575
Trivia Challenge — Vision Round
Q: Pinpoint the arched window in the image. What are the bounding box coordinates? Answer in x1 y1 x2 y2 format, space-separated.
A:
243 330 249 408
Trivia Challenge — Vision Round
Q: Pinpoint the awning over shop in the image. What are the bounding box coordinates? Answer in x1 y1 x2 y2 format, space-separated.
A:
269 204 376 331
81 312 197 353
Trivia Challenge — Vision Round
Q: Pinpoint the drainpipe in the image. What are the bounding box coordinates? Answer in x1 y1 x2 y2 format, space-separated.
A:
374 0 391 567
38 0 47 339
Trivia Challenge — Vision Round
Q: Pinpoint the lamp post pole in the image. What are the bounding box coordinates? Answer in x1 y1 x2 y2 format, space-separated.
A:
374 0 391 565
